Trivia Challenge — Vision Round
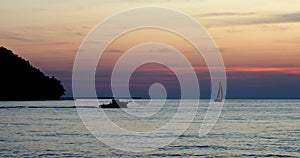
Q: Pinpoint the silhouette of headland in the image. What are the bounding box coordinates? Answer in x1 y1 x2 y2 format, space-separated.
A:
0 46 65 100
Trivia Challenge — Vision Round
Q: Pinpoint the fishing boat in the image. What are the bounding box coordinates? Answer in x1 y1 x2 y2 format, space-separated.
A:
99 99 131 108
214 82 223 102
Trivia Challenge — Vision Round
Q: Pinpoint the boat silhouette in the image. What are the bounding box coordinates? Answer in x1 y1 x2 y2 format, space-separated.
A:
214 82 223 102
99 99 131 108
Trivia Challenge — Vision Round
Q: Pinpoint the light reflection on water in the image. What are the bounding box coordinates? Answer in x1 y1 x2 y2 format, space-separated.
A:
0 100 299 157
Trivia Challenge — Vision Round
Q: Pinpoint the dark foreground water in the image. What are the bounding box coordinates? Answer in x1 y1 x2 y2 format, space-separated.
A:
0 100 299 157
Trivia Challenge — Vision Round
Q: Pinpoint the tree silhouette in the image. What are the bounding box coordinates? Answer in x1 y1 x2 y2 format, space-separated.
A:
0 46 65 100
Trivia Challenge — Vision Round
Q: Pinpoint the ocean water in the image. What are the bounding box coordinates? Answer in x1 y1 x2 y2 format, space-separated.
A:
0 100 299 157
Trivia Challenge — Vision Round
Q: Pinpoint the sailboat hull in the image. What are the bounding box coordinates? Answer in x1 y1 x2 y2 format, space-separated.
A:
214 98 222 102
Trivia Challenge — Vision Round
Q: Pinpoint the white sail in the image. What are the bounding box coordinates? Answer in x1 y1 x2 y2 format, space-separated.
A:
214 82 223 102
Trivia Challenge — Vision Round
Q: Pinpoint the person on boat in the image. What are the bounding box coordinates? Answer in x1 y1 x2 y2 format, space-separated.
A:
111 98 120 105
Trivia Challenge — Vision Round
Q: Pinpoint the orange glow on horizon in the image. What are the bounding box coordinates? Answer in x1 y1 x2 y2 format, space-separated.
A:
226 67 300 75
131 65 300 75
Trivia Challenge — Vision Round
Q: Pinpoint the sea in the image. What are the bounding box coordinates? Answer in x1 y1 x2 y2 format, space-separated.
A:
0 100 299 157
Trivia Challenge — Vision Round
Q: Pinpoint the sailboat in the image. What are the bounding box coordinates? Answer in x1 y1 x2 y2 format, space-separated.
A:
214 82 223 102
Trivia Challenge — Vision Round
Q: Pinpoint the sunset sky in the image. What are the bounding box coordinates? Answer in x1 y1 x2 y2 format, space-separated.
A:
1 0 300 98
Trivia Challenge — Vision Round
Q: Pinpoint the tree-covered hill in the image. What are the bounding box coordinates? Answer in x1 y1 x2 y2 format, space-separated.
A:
0 46 65 100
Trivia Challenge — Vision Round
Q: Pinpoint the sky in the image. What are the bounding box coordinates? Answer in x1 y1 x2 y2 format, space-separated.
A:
1 0 300 98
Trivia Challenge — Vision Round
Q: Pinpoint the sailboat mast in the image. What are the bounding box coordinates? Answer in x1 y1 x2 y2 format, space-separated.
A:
220 82 223 99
